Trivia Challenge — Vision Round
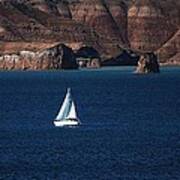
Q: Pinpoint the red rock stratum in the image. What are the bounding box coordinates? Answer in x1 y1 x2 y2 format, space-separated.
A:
0 0 179 69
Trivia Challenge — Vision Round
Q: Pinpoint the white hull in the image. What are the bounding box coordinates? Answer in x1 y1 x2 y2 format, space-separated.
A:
54 119 80 127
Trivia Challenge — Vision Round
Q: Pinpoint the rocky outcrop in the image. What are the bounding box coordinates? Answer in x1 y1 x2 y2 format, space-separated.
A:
0 44 78 70
135 53 160 73
86 58 101 68
36 44 78 70
76 46 101 68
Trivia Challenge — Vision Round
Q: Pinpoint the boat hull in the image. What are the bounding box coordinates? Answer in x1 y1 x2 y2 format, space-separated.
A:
54 119 80 127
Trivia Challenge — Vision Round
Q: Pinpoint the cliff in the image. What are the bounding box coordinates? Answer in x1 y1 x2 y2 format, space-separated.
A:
0 1 97 48
0 44 78 70
128 0 179 52
0 0 179 70
156 29 180 65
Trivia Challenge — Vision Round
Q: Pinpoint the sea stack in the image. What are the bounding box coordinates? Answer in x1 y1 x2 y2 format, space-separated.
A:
135 52 160 73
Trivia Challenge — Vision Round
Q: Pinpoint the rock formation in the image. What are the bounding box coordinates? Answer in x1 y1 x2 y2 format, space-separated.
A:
86 58 101 68
0 0 179 69
135 52 160 73
0 44 78 70
76 46 101 68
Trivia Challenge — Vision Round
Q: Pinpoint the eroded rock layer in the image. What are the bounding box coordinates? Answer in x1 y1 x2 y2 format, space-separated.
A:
128 0 179 52
0 0 179 69
0 44 78 70
156 29 180 65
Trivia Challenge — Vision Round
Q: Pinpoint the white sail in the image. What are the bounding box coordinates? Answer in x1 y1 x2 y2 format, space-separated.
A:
66 101 78 119
54 88 80 127
55 88 72 121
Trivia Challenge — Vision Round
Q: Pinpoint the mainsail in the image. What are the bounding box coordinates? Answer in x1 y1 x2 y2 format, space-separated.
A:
66 101 77 119
55 88 78 121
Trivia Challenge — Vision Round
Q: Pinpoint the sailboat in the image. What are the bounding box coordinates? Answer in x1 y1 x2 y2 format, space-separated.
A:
54 88 81 127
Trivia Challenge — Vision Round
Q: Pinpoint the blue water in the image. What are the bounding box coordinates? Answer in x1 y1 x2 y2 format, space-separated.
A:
0 67 180 180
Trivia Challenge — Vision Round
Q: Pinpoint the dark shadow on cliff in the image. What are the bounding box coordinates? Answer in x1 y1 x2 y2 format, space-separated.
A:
102 49 139 66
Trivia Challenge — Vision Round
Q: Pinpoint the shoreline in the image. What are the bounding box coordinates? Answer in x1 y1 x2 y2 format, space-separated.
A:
0 65 180 72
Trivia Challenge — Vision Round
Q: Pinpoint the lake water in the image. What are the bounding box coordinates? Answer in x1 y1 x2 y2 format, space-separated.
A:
0 67 180 179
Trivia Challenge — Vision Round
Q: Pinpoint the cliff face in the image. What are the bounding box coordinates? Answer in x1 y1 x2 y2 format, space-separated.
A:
69 0 125 44
0 0 179 69
69 0 129 58
0 44 78 70
156 30 180 64
0 1 100 53
105 0 129 45
24 0 72 18
128 0 179 52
